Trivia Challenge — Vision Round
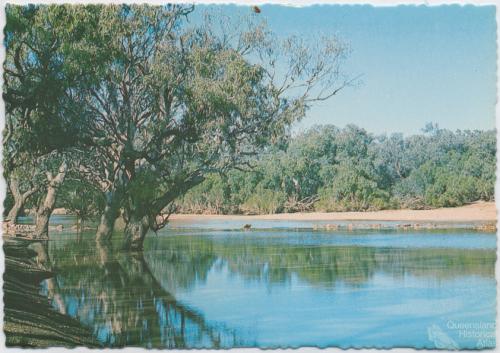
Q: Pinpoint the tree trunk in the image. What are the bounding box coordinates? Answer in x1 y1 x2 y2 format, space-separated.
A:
7 177 23 223
95 190 122 242
33 162 67 239
121 174 205 251
6 177 38 223
123 215 150 251
6 200 23 224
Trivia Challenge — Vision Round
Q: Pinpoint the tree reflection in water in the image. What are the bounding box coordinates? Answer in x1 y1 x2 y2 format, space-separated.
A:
35 231 495 348
145 232 495 291
40 237 241 348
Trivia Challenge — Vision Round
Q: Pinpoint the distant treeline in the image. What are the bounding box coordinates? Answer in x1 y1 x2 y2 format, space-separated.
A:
176 124 496 214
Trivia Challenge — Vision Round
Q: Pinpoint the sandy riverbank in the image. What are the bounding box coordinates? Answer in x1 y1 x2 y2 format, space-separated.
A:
169 201 497 223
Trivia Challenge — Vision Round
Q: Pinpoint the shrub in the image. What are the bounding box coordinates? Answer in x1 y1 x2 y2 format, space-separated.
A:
241 187 286 214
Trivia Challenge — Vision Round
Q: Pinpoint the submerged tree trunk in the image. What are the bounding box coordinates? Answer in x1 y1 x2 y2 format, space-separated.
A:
121 174 205 251
6 177 38 223
33 162 67 239
95 190 122 242
123 215 150 251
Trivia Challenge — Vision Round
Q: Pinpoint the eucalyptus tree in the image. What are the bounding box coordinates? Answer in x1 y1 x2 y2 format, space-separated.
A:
4 159 41 222
77 5 351 250
3 5 108 237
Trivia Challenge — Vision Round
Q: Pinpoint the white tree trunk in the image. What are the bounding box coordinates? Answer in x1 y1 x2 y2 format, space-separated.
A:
33 162 67 239
6 177 38 223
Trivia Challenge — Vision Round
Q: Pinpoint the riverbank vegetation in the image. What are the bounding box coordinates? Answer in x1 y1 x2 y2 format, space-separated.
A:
176 124 495 214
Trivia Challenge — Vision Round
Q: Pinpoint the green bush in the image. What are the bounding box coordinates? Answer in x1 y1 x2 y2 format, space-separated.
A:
169 125 495 214
241 186 286 214
177 174 232 214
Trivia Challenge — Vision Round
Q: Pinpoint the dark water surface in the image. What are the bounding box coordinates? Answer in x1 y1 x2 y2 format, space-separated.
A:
7 223 497 349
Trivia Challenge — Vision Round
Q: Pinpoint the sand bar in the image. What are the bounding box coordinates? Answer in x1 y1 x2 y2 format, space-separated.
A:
169 201 496 223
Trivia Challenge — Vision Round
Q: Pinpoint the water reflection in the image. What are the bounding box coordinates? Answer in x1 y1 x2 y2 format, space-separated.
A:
145 232 495 291
4 239 99 347
33 230 497 348
42 237 240 348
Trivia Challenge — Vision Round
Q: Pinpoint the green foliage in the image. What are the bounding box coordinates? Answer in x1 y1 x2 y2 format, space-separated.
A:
177 124 495 214
393 129 496 209
241 186 287 215
57 180 105 224
178 174 231 214
4 5 107 162
316 163 392 212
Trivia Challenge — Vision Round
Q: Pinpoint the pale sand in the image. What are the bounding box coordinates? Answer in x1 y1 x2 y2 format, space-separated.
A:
169 201 496 223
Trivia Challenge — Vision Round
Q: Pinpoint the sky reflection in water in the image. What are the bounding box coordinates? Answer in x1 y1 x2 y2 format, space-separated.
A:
39 226 496 349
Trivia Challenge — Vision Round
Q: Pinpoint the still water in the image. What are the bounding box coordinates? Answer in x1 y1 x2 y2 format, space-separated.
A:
30 222 496 349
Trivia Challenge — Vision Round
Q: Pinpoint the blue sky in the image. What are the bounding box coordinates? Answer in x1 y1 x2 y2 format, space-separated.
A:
194 5 496 135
